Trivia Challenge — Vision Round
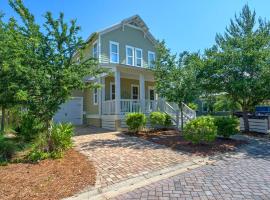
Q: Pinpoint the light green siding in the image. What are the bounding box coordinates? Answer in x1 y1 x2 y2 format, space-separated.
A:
100 26 155 68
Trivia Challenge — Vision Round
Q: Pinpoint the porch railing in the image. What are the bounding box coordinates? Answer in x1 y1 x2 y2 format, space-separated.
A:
102 99 159 115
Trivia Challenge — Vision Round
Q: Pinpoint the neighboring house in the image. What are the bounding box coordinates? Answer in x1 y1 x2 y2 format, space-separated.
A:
54 15 196 130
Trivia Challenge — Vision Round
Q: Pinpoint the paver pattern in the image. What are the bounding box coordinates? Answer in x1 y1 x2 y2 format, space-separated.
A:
74 127 196 188
113 136 270 200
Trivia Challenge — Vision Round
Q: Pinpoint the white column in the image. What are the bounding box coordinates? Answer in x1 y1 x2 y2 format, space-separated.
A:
115 70 121 115
99 77 105 116
139 74 145 113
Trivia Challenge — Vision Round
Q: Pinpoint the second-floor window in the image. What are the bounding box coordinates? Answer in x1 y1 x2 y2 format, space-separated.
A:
126 46 134 65
93 42 98 58
110 41 119 63
148 51 156 68
135 48 143 67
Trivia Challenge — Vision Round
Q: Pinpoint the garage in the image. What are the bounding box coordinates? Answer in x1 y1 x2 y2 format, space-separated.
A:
53 97 83 125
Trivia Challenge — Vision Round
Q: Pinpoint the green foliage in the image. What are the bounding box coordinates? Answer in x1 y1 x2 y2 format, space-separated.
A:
15 113 45 142
164 113 173 127
155 42 202 130
0 136 16 163
187 103 198 111
149 112 173 128
213 95 241 112
149 112 165 128
214 116 239 138
27 123 73 162
199 5 270 131
183 116 217 144
49 123 74 152
0 0 105 131
125 113 146 132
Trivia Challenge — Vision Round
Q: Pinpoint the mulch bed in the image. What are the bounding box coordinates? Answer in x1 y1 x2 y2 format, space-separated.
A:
125 129 247 156
0 149 96 200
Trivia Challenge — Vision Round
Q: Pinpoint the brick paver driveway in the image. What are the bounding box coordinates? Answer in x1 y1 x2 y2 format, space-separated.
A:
113 136 270 200
74 127 197 189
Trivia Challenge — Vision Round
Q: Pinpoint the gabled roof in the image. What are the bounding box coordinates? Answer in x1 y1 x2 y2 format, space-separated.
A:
86 15 157 45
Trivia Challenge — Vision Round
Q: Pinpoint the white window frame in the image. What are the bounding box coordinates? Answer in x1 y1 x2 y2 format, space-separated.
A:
131 84 139 100
109 41 119 63
110 82 115 100
93 88 98 105
92 41 98 58
148 51 156 68
126 45 134 66
135 48 143 67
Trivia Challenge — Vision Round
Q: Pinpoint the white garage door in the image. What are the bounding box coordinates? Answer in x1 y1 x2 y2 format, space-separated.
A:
53 97 83 125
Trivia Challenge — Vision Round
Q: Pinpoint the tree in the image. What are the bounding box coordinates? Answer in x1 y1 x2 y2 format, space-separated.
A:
199 5 270 131
0 14 28 132
155 41 202 130
8 0 105 131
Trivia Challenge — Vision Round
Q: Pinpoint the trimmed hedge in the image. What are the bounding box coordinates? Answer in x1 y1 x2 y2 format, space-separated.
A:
214 116 239 138
183 116 217 144
149 112 172 128
125 113 146 132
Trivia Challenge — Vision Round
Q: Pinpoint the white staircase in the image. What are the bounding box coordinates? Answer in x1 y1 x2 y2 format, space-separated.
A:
158 100 196 129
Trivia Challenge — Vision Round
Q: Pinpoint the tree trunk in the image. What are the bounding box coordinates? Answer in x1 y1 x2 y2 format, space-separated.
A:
1 107 5 133
242 109 249 132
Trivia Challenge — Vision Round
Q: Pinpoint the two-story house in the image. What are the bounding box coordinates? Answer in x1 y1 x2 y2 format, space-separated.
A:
53 15 196 130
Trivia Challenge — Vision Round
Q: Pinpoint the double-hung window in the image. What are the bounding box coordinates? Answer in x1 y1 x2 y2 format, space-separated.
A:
126 46 134 65
131 85 139 100
135 48 143 67
148 51 156 68
93 42 98 58
110 41 119 63
93 88 98 105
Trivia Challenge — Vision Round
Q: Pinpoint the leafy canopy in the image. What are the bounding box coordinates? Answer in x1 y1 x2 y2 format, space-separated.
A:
155 41 202 105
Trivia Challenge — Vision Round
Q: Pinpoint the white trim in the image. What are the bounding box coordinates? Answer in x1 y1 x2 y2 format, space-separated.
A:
93 88 98 105
110 82 115 100
131 84 139 99
135 48 143 67
148 51 156 68
109 41 119 64
125 45 134 66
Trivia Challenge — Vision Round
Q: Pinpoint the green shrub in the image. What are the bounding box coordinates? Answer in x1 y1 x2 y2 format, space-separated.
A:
125 113 146 132
27 123 74 162
0 136 16 163
49 123 74 152
164 113 173 127
149 112 173 128
183 116 217 144
149 112 165 128
15 114 45 142
214 116 239 138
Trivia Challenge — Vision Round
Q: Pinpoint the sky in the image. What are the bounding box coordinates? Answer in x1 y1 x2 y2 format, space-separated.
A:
1 0 270 53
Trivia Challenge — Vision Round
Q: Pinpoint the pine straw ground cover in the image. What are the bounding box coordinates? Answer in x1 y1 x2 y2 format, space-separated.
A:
125 129 247 156
0 149 96 200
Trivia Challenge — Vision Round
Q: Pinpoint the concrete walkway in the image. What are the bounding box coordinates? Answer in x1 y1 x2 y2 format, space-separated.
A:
113 135 270 200
67 127 206 200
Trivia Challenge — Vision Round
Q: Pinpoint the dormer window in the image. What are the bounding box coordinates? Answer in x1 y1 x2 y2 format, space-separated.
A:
135 48 143 67
148 51 156 68
93 42 98 58
110 41 119 63
126 46 134 65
